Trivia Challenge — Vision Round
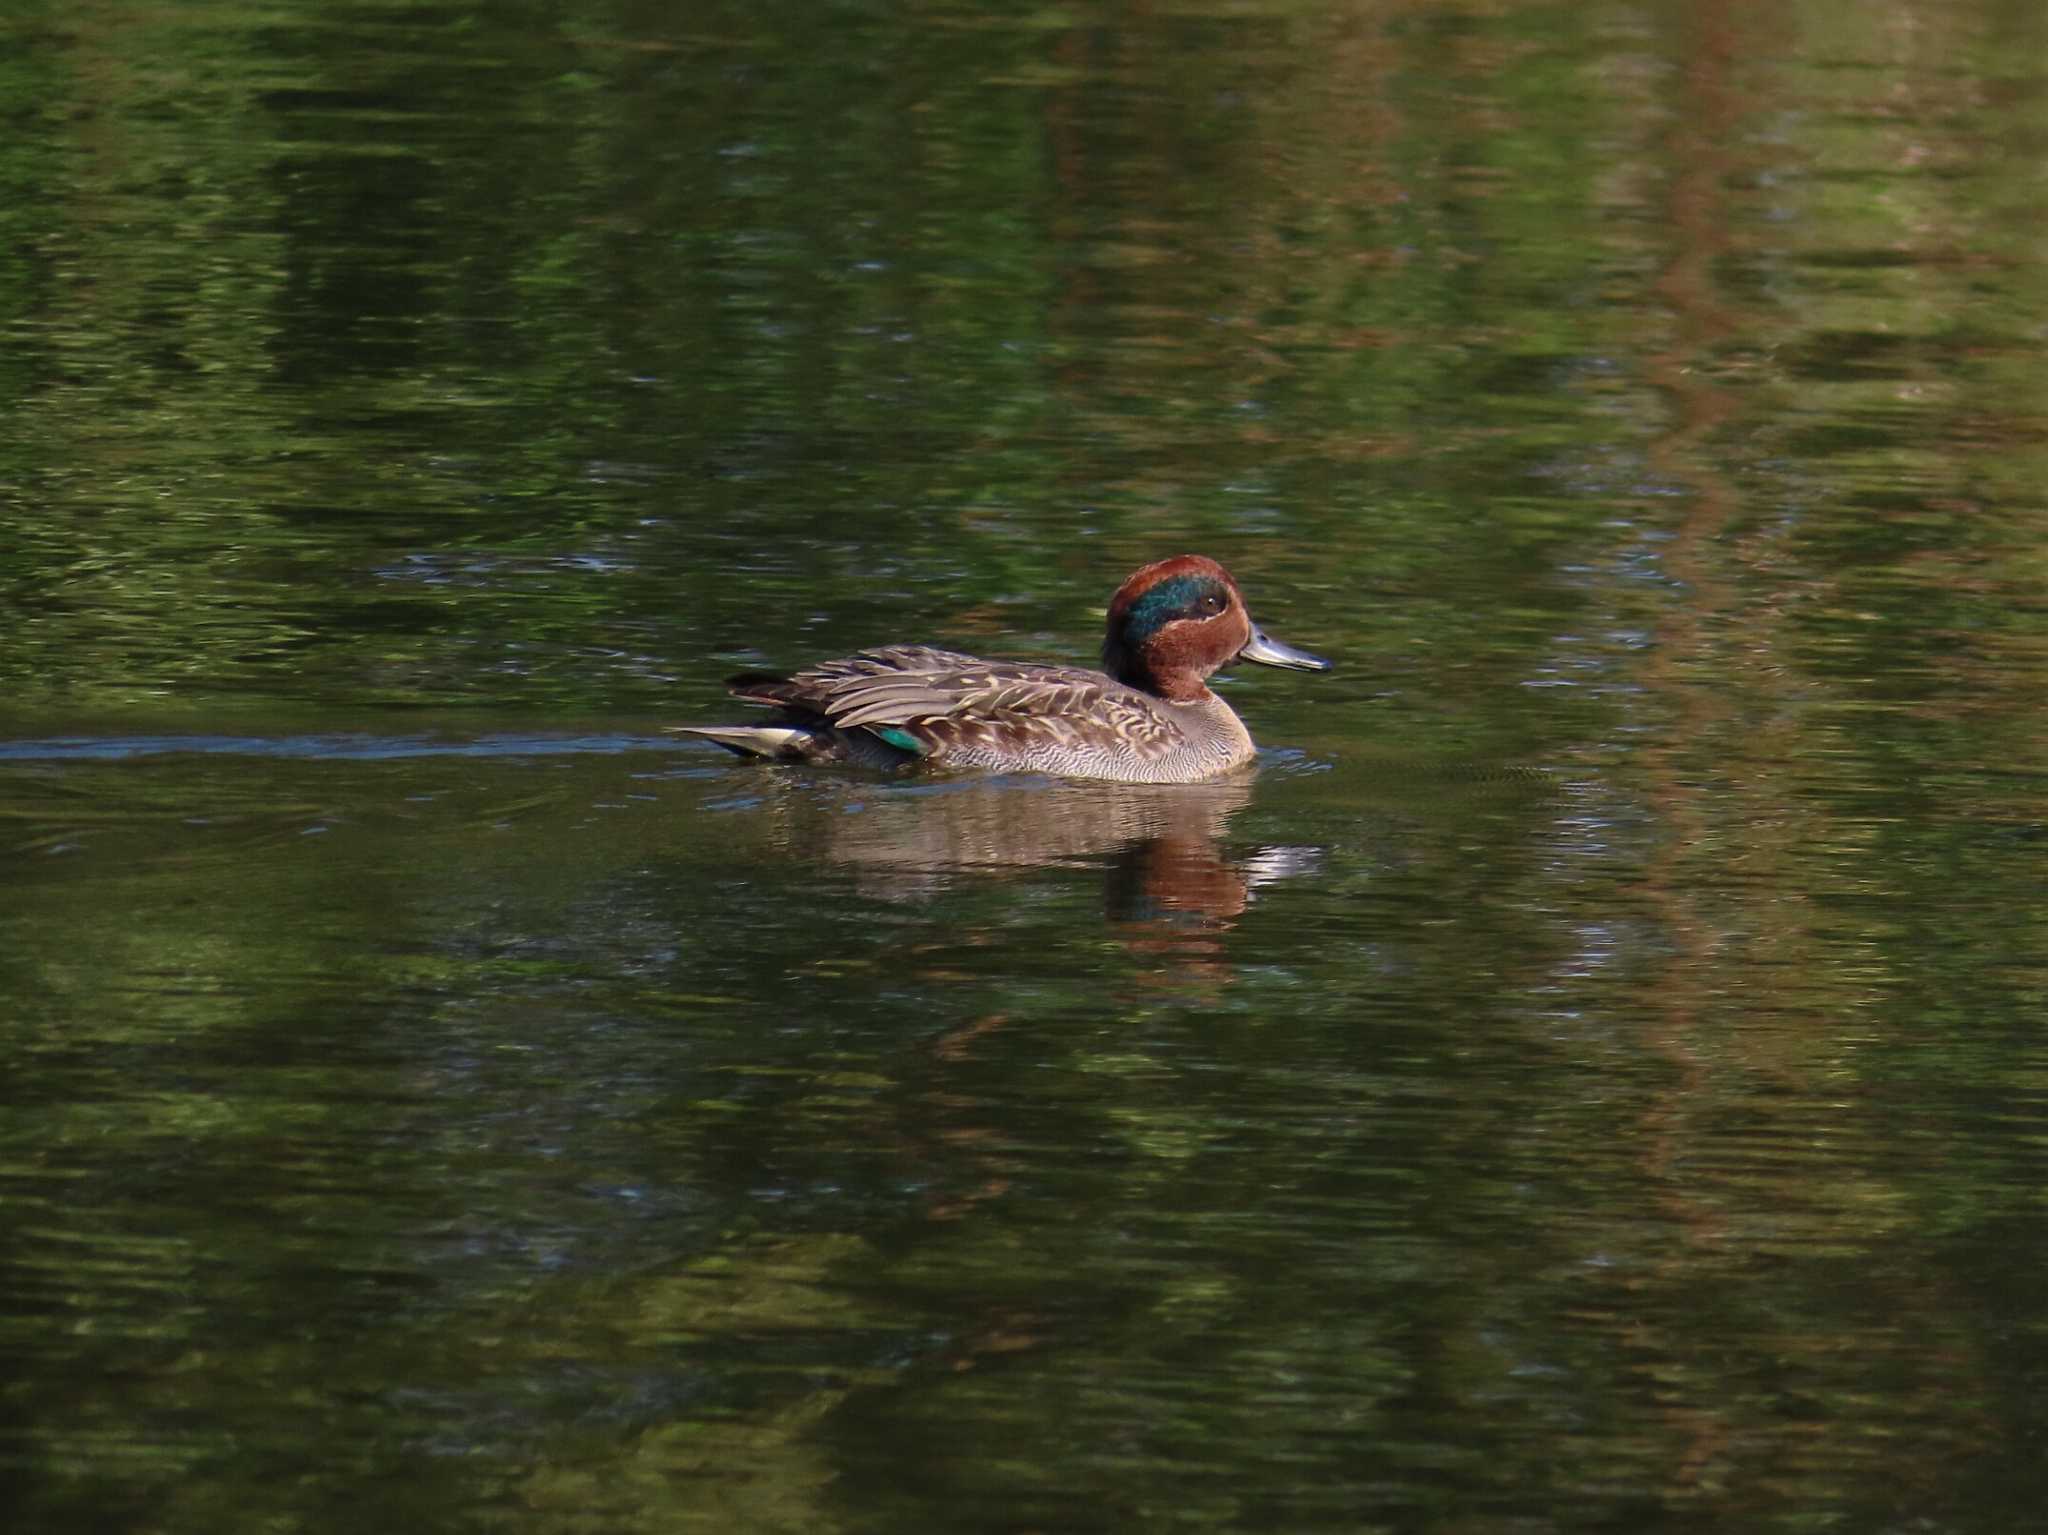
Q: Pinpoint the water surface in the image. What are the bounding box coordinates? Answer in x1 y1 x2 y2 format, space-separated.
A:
6 1 2048 1531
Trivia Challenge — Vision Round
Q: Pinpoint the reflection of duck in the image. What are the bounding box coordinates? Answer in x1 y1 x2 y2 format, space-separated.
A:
676 555 1329 782
738 774 1320 930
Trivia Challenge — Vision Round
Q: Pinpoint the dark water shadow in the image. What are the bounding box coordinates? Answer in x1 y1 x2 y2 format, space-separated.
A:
0 733 691 763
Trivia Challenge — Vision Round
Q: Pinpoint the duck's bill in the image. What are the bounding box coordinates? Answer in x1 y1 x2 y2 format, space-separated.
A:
1239 625 1332 672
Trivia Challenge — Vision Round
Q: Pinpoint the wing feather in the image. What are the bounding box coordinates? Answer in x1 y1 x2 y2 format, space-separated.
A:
727 644 1181 762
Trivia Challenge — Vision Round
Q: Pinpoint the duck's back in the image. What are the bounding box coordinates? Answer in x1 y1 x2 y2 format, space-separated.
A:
729 645 1255 782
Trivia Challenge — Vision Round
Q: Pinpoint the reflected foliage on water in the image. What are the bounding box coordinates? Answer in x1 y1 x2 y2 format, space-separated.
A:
6 0 2048 1532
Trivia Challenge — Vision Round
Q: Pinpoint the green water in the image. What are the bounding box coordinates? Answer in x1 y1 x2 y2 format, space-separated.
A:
7 1 2048 1531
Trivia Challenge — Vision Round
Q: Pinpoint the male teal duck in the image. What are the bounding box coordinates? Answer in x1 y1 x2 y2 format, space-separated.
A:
675 554 1330 783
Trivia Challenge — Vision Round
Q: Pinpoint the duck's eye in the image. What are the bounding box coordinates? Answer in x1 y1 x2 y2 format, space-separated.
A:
1195 592 1227 617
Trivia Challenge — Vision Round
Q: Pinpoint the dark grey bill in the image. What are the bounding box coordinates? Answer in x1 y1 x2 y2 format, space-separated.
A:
1238 625 1332 672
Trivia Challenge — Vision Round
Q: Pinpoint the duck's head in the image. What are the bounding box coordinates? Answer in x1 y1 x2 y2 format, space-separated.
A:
1101 554 1331 701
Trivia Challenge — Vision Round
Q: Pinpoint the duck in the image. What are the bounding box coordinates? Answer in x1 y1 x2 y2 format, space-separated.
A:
674 554 1330 783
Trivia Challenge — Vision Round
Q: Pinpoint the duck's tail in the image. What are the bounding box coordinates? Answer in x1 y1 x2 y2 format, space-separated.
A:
670 724 822 761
